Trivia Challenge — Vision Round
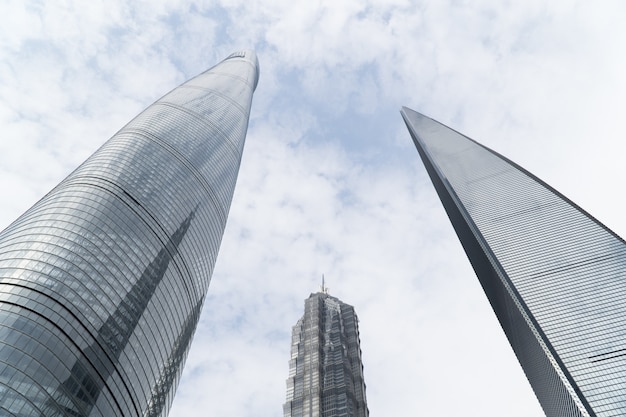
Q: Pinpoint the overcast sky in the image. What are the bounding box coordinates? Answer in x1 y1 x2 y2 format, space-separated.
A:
1 1 626 416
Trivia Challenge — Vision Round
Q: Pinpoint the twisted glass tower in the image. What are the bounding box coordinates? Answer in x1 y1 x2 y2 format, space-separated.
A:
0 50 259 417
401 106 626 417
283 290 368 417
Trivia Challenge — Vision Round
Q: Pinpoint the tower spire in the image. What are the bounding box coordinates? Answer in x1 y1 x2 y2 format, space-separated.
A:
320 274 329 294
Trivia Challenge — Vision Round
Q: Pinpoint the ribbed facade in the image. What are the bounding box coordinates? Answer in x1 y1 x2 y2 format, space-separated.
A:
0 50 259 417
284 293 368 417
401 106 626 417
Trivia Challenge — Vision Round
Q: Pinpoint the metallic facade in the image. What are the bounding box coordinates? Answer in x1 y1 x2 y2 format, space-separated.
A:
401 106 626 417
0 50 259 416
284 292 368 417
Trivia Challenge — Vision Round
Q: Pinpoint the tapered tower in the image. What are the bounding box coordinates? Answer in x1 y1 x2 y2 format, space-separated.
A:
0 50 259 416
401 106 626 417
284 290 368 417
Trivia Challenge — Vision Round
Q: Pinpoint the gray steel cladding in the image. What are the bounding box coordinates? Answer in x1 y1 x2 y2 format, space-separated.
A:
284 292 369 417
0 50 258 416
401 106 626 417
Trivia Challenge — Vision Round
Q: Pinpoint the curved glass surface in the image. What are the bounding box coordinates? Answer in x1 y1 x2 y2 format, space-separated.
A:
0 50 258 417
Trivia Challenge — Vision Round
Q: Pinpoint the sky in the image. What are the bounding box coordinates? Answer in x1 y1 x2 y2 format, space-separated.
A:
1 1 626 416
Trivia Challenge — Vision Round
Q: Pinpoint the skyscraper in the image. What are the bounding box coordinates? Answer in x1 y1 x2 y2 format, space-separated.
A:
401 106 626 417
0 50 258 417
284 287 369 417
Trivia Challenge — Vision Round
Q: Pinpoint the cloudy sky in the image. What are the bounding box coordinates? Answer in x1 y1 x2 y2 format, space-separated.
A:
1 1 626 416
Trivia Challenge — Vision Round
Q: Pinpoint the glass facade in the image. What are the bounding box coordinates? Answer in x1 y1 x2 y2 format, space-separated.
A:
0 50 259 416
401 106 626 417
284 292 369 417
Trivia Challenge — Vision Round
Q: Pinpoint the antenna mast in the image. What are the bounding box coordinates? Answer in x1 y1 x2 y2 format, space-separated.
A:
320 274 329 294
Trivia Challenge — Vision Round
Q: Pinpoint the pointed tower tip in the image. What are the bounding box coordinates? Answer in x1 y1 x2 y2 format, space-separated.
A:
401 106 421 116
320 274 329 295
400 106 416 121
222 50 260 91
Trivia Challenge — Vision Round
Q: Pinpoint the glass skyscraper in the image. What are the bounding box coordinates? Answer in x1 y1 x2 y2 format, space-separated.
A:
283 289 368 417
0 50 258 416
401 106 626 417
